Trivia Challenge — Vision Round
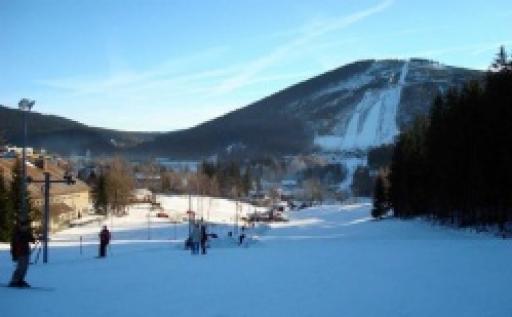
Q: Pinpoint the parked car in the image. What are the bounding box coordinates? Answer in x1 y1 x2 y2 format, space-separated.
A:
156 212 169 218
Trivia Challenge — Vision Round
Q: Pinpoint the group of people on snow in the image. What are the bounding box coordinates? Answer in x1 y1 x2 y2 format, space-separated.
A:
189 219 209 255
5 216 252 288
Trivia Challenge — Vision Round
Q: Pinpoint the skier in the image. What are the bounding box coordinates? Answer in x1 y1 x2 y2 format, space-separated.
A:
9 220 35 288
98 226 111 258
200 221 208 255
191 223 200 255
239 226 246 246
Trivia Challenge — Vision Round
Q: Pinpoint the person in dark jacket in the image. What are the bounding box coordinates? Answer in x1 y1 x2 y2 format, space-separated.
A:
98 226 111 258
9 221 35 288
200 221 208 255
239 226 246 246
190 223 200 255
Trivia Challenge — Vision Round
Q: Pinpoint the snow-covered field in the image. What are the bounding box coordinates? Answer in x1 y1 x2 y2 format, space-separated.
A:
156 195 265 224
1 201 511 317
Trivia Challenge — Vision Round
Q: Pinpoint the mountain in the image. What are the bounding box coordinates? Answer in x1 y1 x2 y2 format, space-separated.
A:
132 58 483 158
0 105 157 156
1 58 483 159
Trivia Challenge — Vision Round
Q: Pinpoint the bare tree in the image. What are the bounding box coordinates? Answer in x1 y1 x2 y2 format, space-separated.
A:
303 178 324 204
139 158 160 191
105 157 134 215
208 175 220 197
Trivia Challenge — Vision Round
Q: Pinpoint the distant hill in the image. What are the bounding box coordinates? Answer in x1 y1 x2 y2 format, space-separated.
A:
132 58 483 158
1 58 483 159
0 105 157 156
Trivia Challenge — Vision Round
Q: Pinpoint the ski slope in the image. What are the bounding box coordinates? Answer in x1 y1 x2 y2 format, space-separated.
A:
340 61 407 150
1 201 511 317
314 60 409 151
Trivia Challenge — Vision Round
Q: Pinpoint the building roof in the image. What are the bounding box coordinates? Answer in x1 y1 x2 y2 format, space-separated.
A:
0 158 90 199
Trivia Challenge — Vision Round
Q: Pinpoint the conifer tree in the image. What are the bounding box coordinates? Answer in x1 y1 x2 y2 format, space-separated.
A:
372 169 389 219
9 159 39 230
241 168 252 196
0 169 13 241
389 46 512 229
92 173 108 215
491 46 510 72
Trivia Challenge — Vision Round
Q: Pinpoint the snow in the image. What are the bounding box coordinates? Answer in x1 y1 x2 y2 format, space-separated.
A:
315 61 409 152
339 61 408 150
156 195 264 224
155 159 200 172
312 72 374 99
313 135 344 151
338 156 367 191
1 200 511 317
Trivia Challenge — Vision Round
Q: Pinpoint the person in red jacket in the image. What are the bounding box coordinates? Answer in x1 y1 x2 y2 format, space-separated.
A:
9 221 35 288
98 226 111 258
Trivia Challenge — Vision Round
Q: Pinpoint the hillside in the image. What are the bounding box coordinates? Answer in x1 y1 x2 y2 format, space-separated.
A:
132 59 483 158
1 59 482 159
0 105 157 156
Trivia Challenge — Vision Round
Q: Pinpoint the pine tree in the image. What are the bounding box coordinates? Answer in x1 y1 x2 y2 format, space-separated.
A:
10 159 30 221
0 131 6 146
351 166 372 197
372 169 389 219
241 168 252 196
0 169 14 241
491 46 511 72
92 173 108 215
8 159 39 231
389 45 512 229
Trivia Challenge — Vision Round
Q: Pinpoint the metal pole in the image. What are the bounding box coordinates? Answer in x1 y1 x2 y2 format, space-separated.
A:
43 172 50 263
21 110 27 222
207 198 211 222
112 190 116 229
147 207 151 240
188 186 192 236
234 200 238 235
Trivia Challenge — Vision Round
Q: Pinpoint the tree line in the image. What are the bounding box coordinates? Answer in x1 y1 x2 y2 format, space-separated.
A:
373 46 512 230
160 161 252 199
90 157 135 216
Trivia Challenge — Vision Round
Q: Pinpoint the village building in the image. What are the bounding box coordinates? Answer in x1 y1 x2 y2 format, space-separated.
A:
131 188 153 203
0 157 90 232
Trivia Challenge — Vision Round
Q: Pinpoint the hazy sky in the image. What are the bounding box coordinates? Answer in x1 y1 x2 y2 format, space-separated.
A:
1 0 511 131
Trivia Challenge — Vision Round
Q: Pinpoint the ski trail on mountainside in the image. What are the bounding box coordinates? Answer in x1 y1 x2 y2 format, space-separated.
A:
340 60 409 150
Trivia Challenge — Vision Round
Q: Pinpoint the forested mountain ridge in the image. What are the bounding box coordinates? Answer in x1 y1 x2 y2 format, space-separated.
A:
132 58 482 158
0 105 158 155
1 58 482 159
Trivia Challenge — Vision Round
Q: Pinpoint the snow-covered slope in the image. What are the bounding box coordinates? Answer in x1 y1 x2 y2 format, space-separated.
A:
315 61 408 150
307 59 479 152
1 202 511 317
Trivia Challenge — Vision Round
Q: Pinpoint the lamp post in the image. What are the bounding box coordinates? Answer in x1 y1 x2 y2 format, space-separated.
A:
18 98 35 223
182 177 193 236
232 186 239 235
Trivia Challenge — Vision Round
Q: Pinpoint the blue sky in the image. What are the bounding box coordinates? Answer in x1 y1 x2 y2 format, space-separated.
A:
1 0 511 131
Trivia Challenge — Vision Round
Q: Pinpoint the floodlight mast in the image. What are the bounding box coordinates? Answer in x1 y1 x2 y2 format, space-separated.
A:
18 98 35 223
